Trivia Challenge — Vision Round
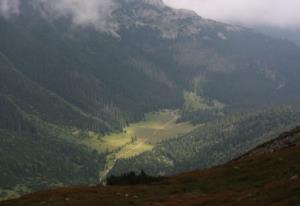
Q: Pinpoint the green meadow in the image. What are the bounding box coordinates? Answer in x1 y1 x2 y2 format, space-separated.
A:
79 110 198 181
82 110 197 157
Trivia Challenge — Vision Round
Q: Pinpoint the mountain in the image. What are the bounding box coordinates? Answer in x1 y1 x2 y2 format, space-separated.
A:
254 26 300 46
1 125 299 206
1 0 300 200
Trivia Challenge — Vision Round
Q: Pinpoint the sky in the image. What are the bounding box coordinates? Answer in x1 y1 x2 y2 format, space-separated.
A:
163 0 300 29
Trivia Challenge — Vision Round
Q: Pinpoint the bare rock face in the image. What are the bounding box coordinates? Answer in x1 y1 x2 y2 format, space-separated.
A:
114 0 226 38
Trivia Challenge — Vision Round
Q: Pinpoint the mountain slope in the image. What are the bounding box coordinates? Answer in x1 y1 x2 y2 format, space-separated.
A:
238 125 300 160
1 0 300 128
0 52 111 132
1 125 300 206
0 53 107 199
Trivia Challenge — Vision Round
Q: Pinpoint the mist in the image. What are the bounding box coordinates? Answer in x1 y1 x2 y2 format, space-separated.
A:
1 0 300 32
163 0 300 29
0 0 118 33
0 0 20 18
43 0 118 32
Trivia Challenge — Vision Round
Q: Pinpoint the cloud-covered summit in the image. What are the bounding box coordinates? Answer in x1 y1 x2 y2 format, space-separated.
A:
2 0 299 32
163 0 300 29
0 0 213 38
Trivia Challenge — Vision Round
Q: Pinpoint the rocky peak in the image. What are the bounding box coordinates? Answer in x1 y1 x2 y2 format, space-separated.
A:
115 0 219 38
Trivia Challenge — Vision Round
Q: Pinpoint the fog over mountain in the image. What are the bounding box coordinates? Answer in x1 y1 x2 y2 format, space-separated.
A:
2 0 300 29
163 0 300 45
0 0 118 32
163 0 300 28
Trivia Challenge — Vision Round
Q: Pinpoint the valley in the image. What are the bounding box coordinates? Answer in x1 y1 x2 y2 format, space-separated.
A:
88 110 198 182
82 110 197 154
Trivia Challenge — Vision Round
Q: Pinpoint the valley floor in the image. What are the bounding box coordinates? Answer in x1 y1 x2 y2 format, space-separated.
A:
91 110 197 182
2 140 300 206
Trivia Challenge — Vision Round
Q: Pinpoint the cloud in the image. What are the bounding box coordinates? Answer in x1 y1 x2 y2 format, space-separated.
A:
39 0 118 32
0 0 20 18
163 0 300 29
0 0 118 33
3 0 298 31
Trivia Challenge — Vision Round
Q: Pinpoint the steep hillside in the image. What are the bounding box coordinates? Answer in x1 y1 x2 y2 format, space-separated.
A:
0 52 111 132
238 125 300 160
1 126 300 206
0 52 109 196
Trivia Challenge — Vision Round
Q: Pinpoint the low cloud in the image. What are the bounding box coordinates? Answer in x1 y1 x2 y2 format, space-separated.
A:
0 0 20 18
163 0 300 29
0 0 118 33
3 0 299 31
40 0 118 32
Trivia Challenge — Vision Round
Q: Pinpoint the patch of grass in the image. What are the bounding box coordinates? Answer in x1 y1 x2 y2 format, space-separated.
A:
93 110 197 181
116 141 153 159
80 110 197 154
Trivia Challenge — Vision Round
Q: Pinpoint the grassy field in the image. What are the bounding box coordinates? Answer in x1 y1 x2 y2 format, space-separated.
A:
77 110 198 181
81 110 197 156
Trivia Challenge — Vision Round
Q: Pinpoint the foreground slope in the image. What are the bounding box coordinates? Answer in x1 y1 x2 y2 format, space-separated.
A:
1 126 300 206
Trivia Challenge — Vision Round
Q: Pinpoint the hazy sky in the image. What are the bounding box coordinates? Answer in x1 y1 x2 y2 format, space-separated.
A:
163 0 300 29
